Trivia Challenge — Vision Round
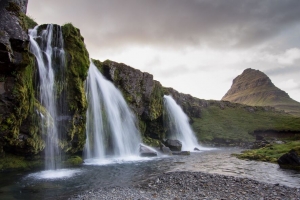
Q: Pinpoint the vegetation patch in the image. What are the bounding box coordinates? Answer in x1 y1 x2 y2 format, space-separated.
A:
0 154 42 171
234 140 300 163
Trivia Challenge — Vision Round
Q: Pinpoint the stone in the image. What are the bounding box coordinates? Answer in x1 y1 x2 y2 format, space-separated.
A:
163 139 182 151
277 149 300 170
139 144 157 157
194 147 200 151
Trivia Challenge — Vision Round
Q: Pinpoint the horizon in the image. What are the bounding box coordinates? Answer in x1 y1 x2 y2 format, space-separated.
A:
27 0 300 102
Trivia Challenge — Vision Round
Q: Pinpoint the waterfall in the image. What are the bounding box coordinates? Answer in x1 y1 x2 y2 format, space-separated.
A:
84 62 141 161
29 24 66 170
163 95 201 151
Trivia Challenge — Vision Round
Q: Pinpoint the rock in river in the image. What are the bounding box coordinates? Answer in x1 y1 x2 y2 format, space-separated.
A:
163 139 182 151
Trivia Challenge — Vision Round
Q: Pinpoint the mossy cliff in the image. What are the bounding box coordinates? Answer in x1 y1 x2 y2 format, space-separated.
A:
0 1 89 170
61 23 89 153
92 60 164 146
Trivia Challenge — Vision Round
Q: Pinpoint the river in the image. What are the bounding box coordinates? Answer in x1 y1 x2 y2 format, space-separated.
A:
0 148 299 199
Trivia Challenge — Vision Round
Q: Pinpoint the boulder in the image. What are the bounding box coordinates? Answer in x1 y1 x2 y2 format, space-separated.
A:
164 139 182 151
194 147 200 151
139 144 157 157
160 143 172 155
277 149 300 170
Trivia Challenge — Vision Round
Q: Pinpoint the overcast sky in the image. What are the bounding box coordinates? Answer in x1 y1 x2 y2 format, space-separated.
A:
27 0 300 102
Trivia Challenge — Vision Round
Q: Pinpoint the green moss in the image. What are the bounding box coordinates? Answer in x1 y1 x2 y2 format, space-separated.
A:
234 140 300 163
64 156 83 167
142 137 161 147
0 154 42 171
149 82 164 120
61 23 89 154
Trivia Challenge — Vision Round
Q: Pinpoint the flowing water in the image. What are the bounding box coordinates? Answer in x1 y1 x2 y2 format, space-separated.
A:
163 95 208 151
0 148 299 199
29 24 66 170
84 62 141 163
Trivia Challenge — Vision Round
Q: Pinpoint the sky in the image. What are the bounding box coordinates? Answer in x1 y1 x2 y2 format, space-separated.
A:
27 0 300 102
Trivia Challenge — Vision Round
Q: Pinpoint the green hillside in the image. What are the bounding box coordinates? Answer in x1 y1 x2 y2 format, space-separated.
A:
192 101 300 145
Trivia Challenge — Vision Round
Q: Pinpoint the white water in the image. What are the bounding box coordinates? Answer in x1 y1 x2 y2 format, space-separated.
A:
29 24 65 170
84 62 142 163
164 95 208 151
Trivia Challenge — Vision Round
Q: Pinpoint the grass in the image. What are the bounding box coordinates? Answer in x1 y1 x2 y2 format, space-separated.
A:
234 140 300 163
192 103 300 144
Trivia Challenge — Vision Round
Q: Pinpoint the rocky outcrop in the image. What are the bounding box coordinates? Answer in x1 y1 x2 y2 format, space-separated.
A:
222 68 300 116
163 139 182 151
277 149 300 170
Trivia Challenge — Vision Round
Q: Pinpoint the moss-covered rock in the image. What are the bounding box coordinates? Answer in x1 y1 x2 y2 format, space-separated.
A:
93 59 165 145
61 23 89 154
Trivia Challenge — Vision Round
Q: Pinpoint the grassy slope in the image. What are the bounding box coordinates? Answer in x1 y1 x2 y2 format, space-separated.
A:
192 103 300 144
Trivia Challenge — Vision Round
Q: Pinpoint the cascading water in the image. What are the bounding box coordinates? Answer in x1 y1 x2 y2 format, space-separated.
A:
29 24 66 170
84 62 141 162
164 95 203 151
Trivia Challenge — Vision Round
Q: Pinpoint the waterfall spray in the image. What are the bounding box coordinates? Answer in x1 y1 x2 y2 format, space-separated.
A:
29 24 66 170
163 95 202 151
84 62 141 161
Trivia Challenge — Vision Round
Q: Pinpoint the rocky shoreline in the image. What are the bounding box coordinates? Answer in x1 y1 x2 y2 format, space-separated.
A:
69 171 300 200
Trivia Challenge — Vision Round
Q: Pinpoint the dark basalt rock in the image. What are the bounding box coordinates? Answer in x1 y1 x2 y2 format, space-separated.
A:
277 149 300 170
139 144 157 157
194 147 200 151
163 139 182 151
160 143 172 155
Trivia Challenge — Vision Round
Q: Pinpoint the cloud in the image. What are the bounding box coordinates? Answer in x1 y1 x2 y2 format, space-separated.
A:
27 0 300 51
277 48 300 65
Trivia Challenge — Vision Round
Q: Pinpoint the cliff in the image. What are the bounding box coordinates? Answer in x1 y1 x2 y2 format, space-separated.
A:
222 68 300 116
93 60 300 147
0 0 89 165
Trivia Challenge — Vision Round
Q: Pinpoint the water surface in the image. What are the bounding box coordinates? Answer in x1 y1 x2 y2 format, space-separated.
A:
0 148 299 200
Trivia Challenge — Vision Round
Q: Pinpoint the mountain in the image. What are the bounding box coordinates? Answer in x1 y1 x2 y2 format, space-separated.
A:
222 68 300 116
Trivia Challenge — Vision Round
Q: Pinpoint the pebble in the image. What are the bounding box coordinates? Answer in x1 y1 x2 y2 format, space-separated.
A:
69 171 300 200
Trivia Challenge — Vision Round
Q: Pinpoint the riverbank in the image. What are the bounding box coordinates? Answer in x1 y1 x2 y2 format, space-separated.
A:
69 171 300 200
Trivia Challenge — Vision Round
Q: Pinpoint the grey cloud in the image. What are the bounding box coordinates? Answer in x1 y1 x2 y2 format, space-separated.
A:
263 65 300 76
28 0 300 51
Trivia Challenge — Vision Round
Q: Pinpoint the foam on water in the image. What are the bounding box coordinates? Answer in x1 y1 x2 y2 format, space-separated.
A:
26 169 82 180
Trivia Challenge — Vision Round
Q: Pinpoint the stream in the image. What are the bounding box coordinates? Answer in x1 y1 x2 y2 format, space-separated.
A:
0 148 299 200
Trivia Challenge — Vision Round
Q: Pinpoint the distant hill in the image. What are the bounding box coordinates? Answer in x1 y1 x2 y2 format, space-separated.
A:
222 68 300 116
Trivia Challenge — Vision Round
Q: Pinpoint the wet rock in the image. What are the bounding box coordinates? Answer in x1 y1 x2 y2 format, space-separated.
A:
163 139 182 151
160 143 172 155
194 147 200 151
278 149 300 170
139 144 157 157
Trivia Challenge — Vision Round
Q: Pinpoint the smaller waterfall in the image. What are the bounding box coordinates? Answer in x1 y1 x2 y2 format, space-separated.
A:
84 62 141 161
29 24 65 170
164 95 202 151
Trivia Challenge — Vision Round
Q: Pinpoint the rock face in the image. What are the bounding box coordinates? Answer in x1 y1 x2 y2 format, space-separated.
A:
93 60 165 145
163 139 182 151
277 149 300 170
0 2 89 161
222 68 300 116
